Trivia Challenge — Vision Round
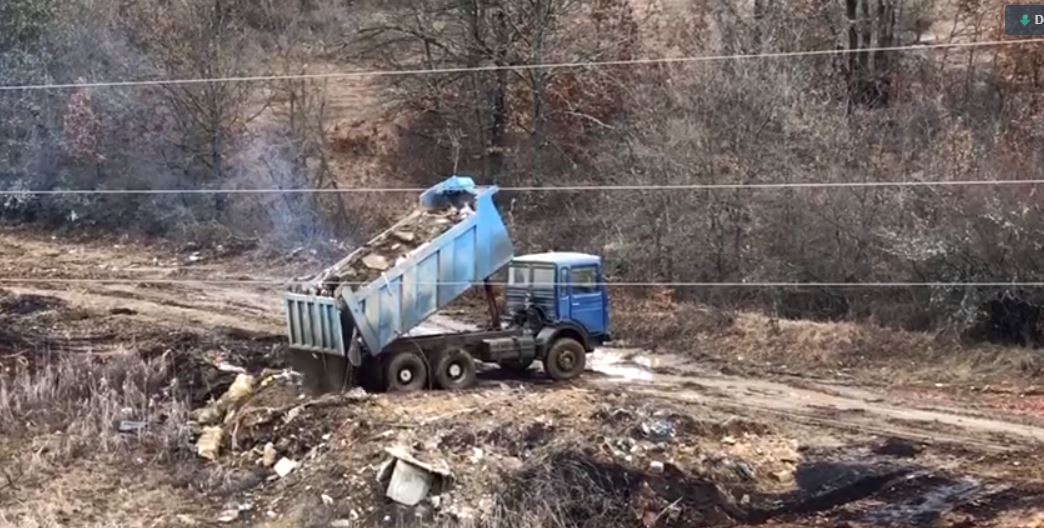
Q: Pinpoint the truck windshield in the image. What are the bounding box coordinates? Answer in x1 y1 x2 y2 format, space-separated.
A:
508 265 555 288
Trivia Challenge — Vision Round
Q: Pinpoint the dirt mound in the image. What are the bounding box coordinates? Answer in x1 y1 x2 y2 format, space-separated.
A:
498 449 740 527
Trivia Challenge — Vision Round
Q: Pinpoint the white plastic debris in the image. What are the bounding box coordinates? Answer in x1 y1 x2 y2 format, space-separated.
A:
383 446 452 506
274 457 299 478
262 442 278 467
386 459 434 506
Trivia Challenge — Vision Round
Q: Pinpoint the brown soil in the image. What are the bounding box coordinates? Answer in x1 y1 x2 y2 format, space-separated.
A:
2 229 1044 528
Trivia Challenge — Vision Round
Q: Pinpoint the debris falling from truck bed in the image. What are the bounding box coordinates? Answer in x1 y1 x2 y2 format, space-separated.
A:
293 204 474 296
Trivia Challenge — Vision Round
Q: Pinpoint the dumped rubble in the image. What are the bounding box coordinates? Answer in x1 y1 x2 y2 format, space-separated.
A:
262 442 278 467
294 204 475 295
382 446 453 506
192 373 258 459
273 457 299 478
199 374 255 421
197 426 225 460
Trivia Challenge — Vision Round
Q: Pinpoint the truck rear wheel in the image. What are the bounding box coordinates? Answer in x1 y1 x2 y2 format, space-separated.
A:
384 350 428 392
432 348 477 390
543 337 586 381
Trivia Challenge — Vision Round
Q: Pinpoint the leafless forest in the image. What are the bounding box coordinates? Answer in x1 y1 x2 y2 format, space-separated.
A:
3 0 1044 340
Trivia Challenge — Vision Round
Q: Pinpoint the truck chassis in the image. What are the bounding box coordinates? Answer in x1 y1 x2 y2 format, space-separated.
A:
288 287 590 393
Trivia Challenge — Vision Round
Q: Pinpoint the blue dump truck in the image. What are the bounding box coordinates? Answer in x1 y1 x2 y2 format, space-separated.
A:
284 176 611 392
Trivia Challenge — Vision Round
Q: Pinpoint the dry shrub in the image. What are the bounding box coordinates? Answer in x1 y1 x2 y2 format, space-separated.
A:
0 350 192 460
611 292 1044 385
612 293 735 349
705 311 1044 386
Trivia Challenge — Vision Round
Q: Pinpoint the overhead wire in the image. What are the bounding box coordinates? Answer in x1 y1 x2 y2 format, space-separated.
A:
5 178 1044 196
1 38 1042 92
3 278 1044 288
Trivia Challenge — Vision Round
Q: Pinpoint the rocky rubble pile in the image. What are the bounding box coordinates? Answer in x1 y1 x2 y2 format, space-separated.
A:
294 204 474 296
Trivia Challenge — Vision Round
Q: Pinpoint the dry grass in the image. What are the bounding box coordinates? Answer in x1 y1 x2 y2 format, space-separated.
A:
0 349 192 460
0 350 200 527
615 295 1044 388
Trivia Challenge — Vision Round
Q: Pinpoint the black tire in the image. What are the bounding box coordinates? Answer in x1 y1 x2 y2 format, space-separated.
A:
543 338 586 381
383 350 428 392
433 348 477 390
498 357 535 373
358 355 385 393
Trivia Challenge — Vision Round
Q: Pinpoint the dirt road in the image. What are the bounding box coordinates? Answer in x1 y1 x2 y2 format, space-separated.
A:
3 228 1044 527
5 227 1044 451
590 350 1044 452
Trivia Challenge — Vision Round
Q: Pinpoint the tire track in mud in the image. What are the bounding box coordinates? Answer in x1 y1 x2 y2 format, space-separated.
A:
588 349 1044 453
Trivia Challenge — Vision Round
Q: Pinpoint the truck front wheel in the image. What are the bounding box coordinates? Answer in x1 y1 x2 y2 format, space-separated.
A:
433 348 477 390
543 338 586 381
384 350 428 392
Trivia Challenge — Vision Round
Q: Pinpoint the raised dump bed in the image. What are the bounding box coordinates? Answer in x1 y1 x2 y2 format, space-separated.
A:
285 177 514 363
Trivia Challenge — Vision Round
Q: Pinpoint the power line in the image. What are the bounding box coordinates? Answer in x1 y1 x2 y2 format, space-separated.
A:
4 178 1044 196
4 278 1044 288
2 38 1042 92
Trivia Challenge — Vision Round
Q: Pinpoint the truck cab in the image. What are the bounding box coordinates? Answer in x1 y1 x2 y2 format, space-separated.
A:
505 252 612 348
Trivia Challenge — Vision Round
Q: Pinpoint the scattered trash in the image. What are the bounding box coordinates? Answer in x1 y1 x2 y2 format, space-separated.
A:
383 446 452 506
722 435 737 445
117 420 147 434
330 520 353 528
649 460 665 474
274 457 299 478
174 514 199 526
605 437 637 461
284 405 306 425
216 509 239 523
214 501 254 524
640 418 676 440
216 362 247 374
321 494 334 506
197 426 224 461
388 461 435 507
732 460 756 481
262 442 278 467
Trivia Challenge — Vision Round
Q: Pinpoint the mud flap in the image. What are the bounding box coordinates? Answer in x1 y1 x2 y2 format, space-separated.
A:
287 349 354 395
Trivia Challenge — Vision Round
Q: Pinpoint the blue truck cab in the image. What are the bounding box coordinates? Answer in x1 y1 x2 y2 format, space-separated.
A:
506 252 612 349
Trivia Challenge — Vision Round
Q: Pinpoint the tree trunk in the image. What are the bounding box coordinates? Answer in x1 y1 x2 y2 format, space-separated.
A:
489 9 509 180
